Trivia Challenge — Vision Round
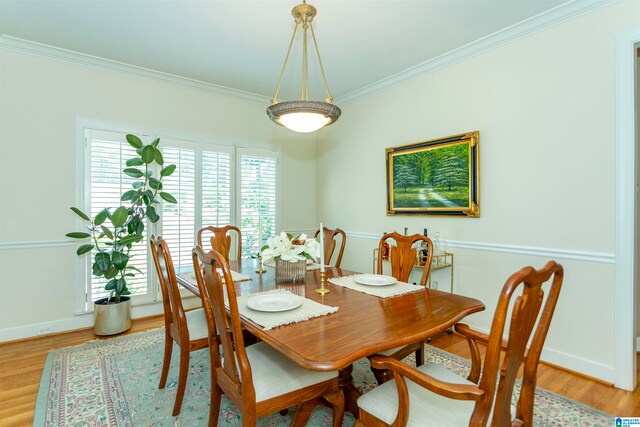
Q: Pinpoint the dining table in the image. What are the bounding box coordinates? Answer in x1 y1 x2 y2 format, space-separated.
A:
176 258 485 415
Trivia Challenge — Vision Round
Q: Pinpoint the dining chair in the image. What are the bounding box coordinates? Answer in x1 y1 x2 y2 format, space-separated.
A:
370 232 433 384
314 226 347 268
192 246 345 427
149 235 209 416
197 225 242 261
356 261 564 427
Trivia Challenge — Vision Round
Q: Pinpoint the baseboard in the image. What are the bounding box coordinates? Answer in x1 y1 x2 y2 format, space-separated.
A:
0 301 181 342
636 336 640 352
540 346 614 383
468 325 614 383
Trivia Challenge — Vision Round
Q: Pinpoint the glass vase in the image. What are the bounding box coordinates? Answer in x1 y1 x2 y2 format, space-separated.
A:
275 258 306 283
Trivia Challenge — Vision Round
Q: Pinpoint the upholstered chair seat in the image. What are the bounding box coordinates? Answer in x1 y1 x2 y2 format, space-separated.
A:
358 362 512 426
243 341 338 402
184 308 208 340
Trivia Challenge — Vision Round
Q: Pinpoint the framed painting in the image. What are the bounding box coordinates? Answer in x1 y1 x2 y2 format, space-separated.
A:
386 131 480 217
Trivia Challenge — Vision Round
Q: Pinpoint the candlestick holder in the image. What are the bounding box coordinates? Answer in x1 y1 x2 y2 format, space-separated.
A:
255 255 267 274
315 271 330 295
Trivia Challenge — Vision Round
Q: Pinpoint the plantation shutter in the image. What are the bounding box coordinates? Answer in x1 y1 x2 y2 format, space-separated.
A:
161 145 196 273
238 148 279 258
201 150 233 253
87 129 151 303
161 141 234 269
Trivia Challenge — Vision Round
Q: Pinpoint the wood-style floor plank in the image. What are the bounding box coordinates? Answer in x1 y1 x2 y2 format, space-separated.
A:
0 315 638 426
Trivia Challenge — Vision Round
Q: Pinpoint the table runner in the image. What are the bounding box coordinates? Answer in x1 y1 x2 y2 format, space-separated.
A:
178 268 252 286
232 289 338 330
328 274 423 298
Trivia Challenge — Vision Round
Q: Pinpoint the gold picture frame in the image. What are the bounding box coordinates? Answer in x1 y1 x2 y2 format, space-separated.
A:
386 131 480 217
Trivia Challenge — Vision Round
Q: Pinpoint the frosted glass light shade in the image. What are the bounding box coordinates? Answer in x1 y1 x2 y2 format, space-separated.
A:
279 112 331 133
267 100 341 133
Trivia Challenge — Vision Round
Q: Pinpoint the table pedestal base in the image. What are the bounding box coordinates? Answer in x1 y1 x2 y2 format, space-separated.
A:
339 364 362 417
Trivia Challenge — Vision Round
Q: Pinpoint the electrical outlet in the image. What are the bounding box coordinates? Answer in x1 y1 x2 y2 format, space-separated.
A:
36 324 54 336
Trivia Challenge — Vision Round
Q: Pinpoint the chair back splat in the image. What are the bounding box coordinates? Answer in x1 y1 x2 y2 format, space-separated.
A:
377 232 433 286
314 226 347 268
197 225 242 261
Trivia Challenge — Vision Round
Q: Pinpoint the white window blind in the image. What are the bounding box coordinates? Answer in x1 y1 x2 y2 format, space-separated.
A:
87 129 151 303
161 146 196 272
238 148 279 258
161 142 234 268
200 150 233 254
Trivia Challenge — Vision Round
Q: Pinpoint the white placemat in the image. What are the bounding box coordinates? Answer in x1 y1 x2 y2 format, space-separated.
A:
328 274 423 298
264 261 327 271
232 289 338 330
178 268 252 285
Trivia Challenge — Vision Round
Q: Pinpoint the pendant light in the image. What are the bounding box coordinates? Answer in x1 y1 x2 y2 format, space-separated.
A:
266 1 341 133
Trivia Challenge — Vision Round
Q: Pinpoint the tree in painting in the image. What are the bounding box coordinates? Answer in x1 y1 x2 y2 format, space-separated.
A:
392 142 470 208
393 164 419 193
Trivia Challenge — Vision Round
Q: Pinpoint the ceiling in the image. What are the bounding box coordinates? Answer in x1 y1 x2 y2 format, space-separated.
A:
0 0 572 101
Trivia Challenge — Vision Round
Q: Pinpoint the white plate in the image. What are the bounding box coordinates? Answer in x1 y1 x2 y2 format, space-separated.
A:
247 293 303 312
353 274 397 286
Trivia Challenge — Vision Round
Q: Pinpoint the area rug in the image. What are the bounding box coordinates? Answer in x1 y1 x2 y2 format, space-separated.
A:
34 328 613 426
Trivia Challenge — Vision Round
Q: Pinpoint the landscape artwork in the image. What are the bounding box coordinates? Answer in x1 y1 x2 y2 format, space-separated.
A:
386 131 480 217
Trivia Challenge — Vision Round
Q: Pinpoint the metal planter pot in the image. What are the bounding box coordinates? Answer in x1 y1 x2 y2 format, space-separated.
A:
93 296 132 336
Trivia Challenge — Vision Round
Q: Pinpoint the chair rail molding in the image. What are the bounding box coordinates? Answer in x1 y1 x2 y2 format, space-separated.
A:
0 240 73 250
344 231 615 264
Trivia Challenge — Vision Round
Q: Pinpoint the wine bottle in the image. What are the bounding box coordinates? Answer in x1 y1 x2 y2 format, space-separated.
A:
382 231 390 260
418 228 429 266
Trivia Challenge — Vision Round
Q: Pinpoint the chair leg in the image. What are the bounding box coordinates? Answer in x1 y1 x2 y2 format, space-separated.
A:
415 341 425 367
323 389 345 427
291 398 321 427
208 383 222 427
172 347 190 416
159 334 173 389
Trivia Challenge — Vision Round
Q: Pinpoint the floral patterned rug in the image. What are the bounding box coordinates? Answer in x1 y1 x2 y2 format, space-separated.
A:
35 328 613 426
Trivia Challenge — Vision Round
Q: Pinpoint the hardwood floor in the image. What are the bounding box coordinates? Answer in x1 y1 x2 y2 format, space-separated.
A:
0 316 638 426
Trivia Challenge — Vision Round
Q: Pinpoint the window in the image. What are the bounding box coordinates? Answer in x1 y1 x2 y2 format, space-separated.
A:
81 126 278 311
238 148 279 257
161 139 233 272
85 129 153 305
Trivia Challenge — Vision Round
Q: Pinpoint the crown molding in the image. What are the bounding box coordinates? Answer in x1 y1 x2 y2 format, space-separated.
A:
0 35 271 104
336 0 619 104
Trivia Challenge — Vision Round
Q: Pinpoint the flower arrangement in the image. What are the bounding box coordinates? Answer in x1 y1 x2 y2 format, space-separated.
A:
260 232 321 264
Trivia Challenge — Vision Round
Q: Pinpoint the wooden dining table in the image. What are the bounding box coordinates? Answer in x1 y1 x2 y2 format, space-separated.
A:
177 258 485 415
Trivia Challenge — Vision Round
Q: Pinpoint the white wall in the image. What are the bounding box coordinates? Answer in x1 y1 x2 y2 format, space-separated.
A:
0 49 317 340
316 0 640 382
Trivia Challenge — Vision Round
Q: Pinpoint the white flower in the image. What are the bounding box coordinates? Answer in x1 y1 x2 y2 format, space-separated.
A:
260 231 320 264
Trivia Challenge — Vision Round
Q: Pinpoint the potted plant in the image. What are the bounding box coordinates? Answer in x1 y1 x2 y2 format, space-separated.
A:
66 134 177 335
260 232 320 283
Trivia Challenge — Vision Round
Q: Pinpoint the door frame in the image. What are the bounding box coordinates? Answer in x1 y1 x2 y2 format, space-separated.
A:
614 27 640 390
